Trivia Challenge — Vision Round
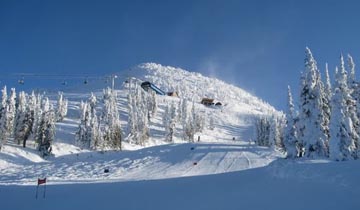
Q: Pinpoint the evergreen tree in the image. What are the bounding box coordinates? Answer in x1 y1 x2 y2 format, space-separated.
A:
76 102 92 149
21 91 35 147
164 103 176 142
148 90 157 118
127 90 137 142
32 93 42 141
324 63 332 98
89 111 102 150
127 84 149 145
181 98 189 140
102 88 123 149
0 86 8 150
298 47 328 158
268 117 276 148
330 69 354 160
7 88 16 138
89 92 97 116
0 87 16 148
346 55 360 154
14 91 33 146
37 100 56 158
277 115 286 151
347 54 356 89
267 116 285 149
323 63 332 142
184 102 196 142
255 117 270 146
88 92 101 149
284 86 299 158
329 62 358 160
163 103 170 139
56 92 68 122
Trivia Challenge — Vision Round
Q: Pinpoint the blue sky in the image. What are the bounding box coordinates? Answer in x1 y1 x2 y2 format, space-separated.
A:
1 0 360 110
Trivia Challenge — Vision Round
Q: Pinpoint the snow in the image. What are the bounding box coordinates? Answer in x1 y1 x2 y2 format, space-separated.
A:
1 159 359 210
0 142 280 185
0 63 359 209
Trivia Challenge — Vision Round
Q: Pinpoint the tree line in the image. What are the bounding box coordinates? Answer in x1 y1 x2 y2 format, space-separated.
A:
256 47 360 161
0 88 68 157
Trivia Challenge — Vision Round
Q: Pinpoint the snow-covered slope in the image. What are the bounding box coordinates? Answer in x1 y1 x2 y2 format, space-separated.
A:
125 63 277 116
54 62 280 145
0 62 282 185
1 159 359 210
0 63 359 210
0 142 282 185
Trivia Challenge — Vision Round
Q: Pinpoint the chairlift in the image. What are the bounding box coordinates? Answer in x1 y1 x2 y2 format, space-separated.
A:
18 76 25 85
62 80 67 86
84 78 88 85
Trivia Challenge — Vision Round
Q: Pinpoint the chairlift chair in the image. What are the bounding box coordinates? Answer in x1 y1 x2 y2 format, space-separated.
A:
18 76 25 85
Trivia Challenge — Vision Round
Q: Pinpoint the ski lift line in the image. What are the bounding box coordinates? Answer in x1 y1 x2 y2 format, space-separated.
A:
9 73 128 79
12 74 104 79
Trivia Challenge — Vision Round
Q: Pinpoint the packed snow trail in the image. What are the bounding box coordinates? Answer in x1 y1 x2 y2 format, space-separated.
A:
1 159 359 210
0 142 279 185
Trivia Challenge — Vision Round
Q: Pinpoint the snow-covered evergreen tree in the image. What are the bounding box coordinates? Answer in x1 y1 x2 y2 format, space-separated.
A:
180 98 190 140
323 63 332 141
330 56 359 160
347 54 356 89
284 86 299 158
0 87 16 148
266 115 285 149
14 91 33 146
7 88 16 138
31 92 42 140
298 47 328 158
183 102 196 142
102 88 123 149
76 97 102 150
324 63 332 98
275 116 286 150
346 54 360 153
56 92 68 122
163 103 176 142
89 92 97 116
89 111 101 150
127 84 149 145
268 117 277 148
87 93 101 149
37 100 56 158
127 91 136 141
0 86 8 150
148 90 157 118
20 91 36 147
163 103 170 138
330 68 356 160
255 117 270 146
76 102 92 149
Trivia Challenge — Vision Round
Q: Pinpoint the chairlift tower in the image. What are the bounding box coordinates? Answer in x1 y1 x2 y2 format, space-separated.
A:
111 74 118 91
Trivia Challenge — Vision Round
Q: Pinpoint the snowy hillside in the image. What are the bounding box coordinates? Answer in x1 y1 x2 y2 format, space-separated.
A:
124 63 277 116
119 63 279 142
56 62 280 145
0 62 281 184
2 158 359 210
0 63 359 210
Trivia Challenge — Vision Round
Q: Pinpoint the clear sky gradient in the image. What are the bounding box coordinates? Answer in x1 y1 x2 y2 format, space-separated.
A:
1 0 360 110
